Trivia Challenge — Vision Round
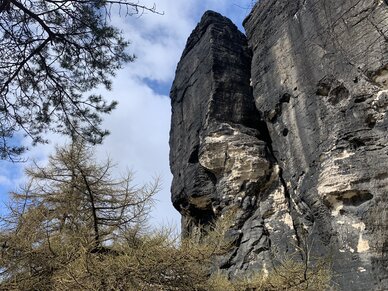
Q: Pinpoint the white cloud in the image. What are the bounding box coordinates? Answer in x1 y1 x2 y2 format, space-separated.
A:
0 176 11 186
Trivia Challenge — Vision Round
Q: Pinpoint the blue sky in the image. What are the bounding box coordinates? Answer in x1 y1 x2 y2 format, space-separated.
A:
0 0 256 229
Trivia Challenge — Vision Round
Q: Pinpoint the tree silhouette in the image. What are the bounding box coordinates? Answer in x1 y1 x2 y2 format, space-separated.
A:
0 0 160 160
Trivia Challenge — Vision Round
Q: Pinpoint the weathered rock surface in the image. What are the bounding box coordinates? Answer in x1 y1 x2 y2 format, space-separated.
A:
169 11 267 229
245 1 388 289
170 2 388 290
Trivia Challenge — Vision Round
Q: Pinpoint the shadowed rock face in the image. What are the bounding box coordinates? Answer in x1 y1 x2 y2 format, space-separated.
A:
170 2 388 290
169 11 270 231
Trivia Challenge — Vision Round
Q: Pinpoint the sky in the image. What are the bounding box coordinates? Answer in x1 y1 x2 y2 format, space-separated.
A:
0 0 256 230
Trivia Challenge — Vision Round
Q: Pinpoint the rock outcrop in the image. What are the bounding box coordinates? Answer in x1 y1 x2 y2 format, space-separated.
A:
169 1 388 290
169 11 267 231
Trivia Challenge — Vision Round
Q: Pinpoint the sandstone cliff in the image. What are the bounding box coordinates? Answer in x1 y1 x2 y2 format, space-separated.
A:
169 1 388 290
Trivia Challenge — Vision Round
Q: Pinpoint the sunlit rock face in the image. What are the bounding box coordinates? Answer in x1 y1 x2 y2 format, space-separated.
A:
170 1 388 290
245 1 388 289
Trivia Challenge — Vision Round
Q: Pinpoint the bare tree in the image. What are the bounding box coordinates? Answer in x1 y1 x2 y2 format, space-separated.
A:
0 143 331 290
0 0 160 160
0 140 159 289
0 140 237 290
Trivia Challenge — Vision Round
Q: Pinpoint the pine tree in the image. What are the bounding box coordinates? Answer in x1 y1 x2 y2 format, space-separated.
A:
0 1 161 159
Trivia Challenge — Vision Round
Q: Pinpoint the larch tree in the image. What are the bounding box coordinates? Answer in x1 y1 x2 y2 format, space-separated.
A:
0 141 332 290
0 140 159 290
0 141 233 290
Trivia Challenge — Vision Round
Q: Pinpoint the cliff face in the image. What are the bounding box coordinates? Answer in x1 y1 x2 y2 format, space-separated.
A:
169 11 268 233
170 1 388 290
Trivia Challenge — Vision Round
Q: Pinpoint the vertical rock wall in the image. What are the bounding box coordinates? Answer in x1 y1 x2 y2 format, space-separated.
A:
169 11 269 230
169 1 388 290
245 1 388 289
